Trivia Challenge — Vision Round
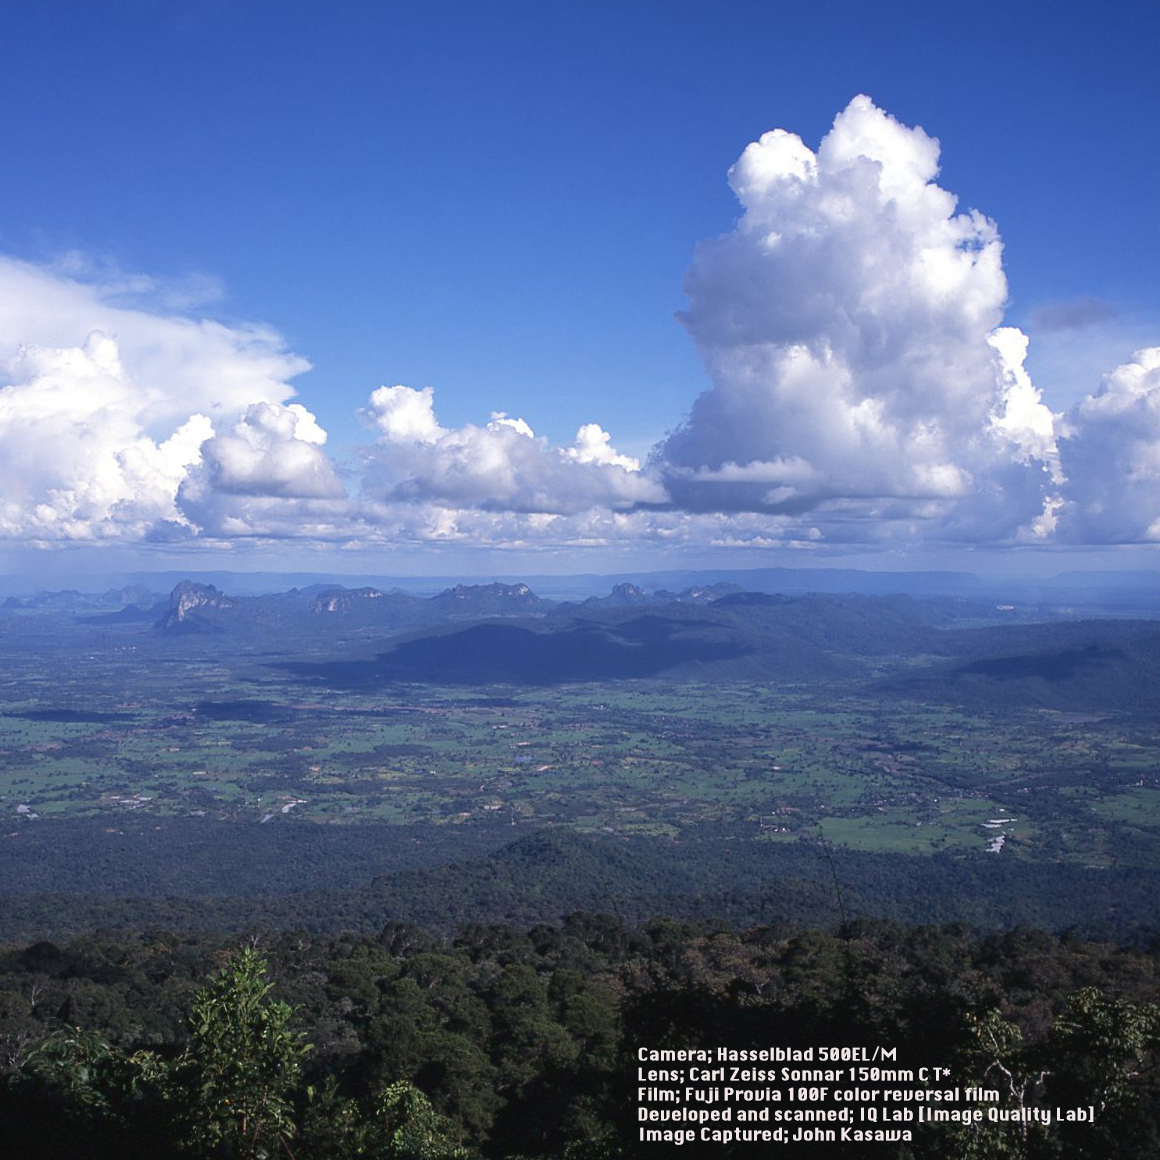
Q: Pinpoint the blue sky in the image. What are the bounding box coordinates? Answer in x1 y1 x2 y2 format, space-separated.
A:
1 0 1158 578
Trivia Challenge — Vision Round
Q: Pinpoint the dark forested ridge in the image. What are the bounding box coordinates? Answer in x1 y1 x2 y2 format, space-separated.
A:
3 825 1160 945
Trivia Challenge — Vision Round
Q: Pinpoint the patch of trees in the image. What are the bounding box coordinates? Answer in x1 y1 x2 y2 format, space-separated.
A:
4 826 1160 945
2 916 1159 1158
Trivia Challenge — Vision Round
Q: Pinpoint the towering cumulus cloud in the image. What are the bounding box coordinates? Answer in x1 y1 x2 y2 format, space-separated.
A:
656 95 1058 543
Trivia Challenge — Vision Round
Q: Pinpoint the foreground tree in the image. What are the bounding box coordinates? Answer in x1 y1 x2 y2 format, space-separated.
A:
171 946 309 1159
300 1075 469 1159
946 989 1160 1159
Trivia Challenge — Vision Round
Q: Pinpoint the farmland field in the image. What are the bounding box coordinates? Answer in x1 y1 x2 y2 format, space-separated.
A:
3 606 1157 877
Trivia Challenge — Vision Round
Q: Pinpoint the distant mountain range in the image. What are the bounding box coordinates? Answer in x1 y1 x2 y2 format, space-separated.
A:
3 573 1158 712
3 563 1159 608
275 584 1160 710
138 578 849 638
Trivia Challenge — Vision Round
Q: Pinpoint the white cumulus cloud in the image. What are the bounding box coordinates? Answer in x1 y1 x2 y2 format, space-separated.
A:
0 332 213 540
1056 348 1160 542
193 402 343 499
359 384 664 515
0 256 335 543
655 95 1059 543
0 256 308 429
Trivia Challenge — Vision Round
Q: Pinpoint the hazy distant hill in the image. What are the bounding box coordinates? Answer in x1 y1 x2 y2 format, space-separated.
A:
8 572 1159 711
285 612 762 685
275 590 1160 706
878 619 1160 711
427 581 553 617
4 585 163 616
146 579 555 641
556 581 743 610
283 592 969 687
153 580 237 632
